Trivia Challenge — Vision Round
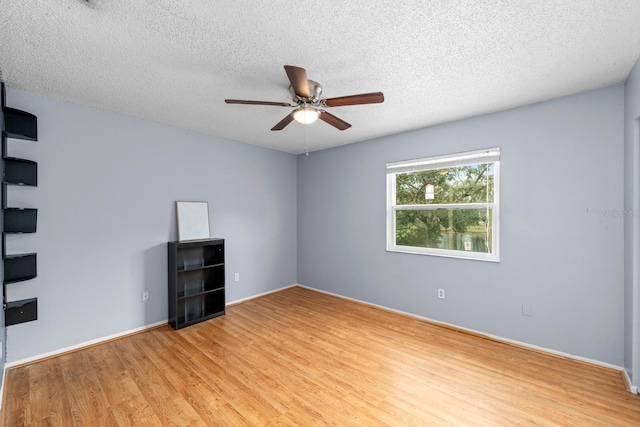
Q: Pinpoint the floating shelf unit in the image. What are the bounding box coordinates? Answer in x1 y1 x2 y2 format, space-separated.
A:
168 238 225 329
2 82 39 326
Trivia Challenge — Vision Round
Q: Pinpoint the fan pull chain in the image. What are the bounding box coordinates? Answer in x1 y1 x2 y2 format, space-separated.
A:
304 121 309 156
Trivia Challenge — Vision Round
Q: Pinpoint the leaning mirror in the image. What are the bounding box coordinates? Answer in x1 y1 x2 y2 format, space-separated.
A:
176 201 210 241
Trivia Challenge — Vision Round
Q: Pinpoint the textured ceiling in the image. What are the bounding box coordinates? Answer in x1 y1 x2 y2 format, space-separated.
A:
1 1 640 154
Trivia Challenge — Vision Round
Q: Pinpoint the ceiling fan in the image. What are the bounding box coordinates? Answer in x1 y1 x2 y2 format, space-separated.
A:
225 65 384 131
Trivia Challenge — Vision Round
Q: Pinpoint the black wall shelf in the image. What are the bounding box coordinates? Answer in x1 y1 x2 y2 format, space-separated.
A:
5 298 37 326
3 108 37 141
3 208 37 233
2 81 39 326
3 253 37 284
4 157 37 186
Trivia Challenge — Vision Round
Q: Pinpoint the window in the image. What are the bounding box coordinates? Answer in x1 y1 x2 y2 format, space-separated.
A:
386 148 500 261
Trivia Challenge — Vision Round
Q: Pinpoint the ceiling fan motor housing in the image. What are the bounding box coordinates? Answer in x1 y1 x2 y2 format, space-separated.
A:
290 80 323 105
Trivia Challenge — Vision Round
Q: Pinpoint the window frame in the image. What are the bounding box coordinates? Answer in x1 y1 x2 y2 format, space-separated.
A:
386 148 500 262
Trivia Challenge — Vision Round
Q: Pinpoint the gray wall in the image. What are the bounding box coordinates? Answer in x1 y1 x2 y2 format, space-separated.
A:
4 89 297 362
624 56 640 385
298 85 624 366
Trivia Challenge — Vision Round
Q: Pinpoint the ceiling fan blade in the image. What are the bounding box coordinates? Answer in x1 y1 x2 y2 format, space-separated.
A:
322 92 384 107
284 65 311 99
225 99 294 107
318 111 351 131
271 113 295 131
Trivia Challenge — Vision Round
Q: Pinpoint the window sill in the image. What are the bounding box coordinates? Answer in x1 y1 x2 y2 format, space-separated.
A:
387 245 500 262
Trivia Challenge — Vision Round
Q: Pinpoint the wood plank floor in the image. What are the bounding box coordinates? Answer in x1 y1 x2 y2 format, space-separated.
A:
3 286 640 426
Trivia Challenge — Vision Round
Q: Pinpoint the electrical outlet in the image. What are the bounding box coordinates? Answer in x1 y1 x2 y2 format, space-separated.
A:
142 290 150 302
234 273 239 282
438 289 445 299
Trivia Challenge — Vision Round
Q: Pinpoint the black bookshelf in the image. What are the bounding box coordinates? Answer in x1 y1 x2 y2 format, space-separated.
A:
168 238 225 329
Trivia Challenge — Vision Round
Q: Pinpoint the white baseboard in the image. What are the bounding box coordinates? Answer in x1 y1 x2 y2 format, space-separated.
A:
5 319 168 369
226 283 297 306
622 368 639 394
296 284 628 375
0 364 5 412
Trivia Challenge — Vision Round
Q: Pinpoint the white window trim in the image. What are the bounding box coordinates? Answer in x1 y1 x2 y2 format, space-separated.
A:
386 148 500 262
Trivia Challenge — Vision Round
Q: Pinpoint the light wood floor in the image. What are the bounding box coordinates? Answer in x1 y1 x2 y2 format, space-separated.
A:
3 286 640 426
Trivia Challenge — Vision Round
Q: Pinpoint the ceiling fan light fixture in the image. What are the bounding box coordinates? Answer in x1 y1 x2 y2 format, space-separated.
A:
292 107 319 124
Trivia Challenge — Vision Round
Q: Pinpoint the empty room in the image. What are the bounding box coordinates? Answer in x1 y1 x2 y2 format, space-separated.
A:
2 1 640 425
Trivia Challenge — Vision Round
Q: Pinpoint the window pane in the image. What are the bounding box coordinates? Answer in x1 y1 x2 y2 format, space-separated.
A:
395 208 493 253
395 163 495 205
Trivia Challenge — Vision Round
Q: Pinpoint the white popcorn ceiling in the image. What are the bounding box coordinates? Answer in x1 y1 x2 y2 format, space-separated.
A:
1 1 640 154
